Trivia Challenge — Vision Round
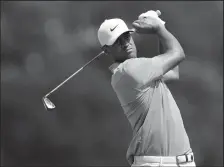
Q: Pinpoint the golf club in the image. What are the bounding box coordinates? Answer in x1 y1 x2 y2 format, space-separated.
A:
42 51 105 111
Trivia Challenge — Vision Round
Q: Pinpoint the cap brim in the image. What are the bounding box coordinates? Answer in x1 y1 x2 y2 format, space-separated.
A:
108 29 135 46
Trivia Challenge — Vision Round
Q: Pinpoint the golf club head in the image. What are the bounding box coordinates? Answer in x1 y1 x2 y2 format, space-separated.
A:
42 96 55 111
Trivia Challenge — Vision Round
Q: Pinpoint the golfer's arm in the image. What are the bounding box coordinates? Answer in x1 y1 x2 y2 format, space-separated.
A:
154 25 185 76
162 66 179 81
158 40 179 82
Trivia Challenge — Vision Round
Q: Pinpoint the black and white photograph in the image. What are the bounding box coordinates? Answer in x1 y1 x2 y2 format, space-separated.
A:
1 1 223 166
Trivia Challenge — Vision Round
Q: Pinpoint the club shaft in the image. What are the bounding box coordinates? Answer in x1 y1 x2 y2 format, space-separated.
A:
45 51 104 97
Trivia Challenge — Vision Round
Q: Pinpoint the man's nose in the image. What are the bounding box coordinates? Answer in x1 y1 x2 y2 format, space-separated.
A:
121 39 129 48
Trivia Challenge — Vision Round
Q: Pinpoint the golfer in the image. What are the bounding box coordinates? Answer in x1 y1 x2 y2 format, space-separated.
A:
97 10 196 167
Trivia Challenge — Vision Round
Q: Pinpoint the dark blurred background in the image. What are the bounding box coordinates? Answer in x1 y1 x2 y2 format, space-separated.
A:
1 1 223 166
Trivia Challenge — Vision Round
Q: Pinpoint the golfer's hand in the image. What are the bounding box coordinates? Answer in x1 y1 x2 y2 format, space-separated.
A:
132 10 165 34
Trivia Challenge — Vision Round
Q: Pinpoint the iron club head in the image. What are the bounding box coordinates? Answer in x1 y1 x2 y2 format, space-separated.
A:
42 96 55 111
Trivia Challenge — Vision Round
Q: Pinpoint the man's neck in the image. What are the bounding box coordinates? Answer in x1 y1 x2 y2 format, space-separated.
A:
109 62 120 74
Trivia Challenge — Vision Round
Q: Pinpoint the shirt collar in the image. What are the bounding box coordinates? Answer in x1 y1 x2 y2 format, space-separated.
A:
109 62 121 74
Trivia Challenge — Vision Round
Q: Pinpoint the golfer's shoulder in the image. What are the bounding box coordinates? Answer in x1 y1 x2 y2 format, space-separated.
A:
122 57 152 71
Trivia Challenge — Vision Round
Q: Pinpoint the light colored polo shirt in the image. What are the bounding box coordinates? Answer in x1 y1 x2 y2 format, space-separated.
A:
110 57 191 165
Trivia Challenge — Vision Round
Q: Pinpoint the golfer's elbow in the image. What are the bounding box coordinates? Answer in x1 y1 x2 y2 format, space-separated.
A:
179 48 186 60
178 50 185 63
171 47 186 63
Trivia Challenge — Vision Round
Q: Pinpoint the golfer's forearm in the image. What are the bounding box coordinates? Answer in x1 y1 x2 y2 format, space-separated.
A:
157 26 184 56
158 40 179 78
154 25 184 76
158 39 165 54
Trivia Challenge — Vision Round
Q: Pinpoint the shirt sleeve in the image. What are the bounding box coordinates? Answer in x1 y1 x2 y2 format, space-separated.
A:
123 57 163 88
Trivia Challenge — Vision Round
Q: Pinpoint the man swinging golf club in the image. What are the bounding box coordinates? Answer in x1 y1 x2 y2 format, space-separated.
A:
97 10 196 167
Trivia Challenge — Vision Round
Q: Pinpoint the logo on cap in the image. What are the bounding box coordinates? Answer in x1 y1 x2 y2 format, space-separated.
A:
110 24 119 32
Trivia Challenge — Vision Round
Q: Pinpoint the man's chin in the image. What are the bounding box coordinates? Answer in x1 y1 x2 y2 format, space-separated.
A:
128 51 137 59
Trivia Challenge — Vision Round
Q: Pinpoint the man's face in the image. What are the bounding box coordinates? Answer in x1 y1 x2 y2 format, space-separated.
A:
106 32 137 62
